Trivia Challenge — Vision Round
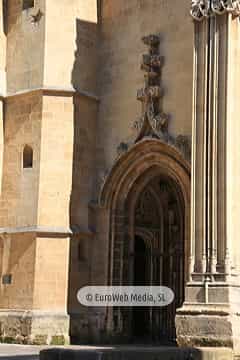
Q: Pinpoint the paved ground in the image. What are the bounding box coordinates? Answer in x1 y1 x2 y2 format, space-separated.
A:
0 345 48 359
0 345 165 359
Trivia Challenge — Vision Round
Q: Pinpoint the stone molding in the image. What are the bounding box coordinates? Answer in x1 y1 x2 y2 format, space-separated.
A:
0 86 99 102
0 309 69 316
117 134 191 165
0 226 94 238
191 0 240 21
100 138 191 209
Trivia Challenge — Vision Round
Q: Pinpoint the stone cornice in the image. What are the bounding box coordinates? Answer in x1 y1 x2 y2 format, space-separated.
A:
0 86 99 102
191 0 240 21
0 226 95 238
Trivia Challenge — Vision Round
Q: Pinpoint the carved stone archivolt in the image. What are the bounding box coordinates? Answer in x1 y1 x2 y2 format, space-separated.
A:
117 35 191 163
191 0 240 21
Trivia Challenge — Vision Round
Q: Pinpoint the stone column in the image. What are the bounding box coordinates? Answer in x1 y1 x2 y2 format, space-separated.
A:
176 1 240 353
0 0 5 195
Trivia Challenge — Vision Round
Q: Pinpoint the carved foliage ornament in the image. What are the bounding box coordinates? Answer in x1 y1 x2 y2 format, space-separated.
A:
191 0 240 21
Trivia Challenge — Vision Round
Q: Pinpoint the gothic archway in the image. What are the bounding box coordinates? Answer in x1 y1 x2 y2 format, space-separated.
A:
100 139 191 343
130 175 185 342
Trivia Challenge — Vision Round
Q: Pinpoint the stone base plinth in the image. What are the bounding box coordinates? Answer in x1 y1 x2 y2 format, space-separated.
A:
176 303 240 355
176 306 233 347
0 309 69 345
176 283 240 355
40 346 233 360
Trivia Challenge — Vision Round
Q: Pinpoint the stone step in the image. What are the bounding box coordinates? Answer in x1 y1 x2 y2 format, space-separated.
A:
40 347 233 360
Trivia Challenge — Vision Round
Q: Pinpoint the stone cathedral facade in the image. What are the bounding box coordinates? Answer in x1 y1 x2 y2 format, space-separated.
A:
0 0 240 355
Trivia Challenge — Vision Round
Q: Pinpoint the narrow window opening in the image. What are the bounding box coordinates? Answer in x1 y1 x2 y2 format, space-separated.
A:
2 274 12 285
22 0 34 11
78 241 86 262
23 145 33 168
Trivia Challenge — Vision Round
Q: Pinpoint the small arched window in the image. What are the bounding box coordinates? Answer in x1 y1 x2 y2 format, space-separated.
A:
22 0 34 11
23 145 33 168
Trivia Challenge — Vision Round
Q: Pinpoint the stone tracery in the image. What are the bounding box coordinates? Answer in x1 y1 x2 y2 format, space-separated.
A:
191 0 240 21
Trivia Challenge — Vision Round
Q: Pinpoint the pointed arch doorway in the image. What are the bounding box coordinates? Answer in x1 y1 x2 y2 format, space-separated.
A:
100 139 191 344
130 176 185 343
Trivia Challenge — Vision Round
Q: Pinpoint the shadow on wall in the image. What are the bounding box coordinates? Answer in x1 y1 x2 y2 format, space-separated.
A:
71 18 98 94
70 17 98 227
67 18 99 345
2 0 7 34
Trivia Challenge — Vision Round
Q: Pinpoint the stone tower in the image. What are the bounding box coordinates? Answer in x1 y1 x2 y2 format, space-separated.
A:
0 0 98 345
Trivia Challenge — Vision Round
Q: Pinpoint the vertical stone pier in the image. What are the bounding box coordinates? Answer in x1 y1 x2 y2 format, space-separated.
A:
0 0 98 345
176 0 240 354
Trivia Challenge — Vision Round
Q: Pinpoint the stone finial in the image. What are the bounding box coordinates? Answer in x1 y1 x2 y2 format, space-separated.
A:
129 34 192 163
190 0 240 21
134 34 169 139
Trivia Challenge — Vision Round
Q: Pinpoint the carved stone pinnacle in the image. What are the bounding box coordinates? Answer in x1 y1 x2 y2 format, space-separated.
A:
134 34 169 138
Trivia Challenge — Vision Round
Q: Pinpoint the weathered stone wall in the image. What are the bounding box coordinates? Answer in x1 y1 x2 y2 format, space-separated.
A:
1 92 42 228
0 1 6 198
68 233 94 343
0 0 6 95
0 100 4 200
67 95 98 342
0 233 35 309
6 0 98 94
0 233 70 344
37 94 74 228
0 90 72 343
70 96 98 229
33 236 70 311
96 0 193 173
6 0 45 93
44 0 98 93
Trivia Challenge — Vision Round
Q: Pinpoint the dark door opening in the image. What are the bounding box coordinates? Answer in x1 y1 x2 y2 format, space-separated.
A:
128 177 185 345
132 235 149 340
